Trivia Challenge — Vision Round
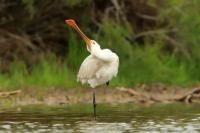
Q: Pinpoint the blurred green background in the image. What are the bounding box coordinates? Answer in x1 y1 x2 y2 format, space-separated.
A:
0 0 200 89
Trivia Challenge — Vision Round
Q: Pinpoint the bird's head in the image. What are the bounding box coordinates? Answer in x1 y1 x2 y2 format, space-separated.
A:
89 40 100 52
65 19 94 51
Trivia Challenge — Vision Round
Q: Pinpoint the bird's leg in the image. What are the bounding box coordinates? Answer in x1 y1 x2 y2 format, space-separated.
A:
93 88 97 120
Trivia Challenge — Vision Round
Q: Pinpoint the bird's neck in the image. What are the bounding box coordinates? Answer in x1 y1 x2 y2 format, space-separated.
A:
91 46 101 53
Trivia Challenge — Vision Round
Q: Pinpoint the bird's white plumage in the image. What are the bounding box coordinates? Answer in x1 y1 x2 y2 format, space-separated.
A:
77 40 119 88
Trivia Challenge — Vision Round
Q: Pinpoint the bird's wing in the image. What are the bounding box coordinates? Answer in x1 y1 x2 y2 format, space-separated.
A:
77 55 103 83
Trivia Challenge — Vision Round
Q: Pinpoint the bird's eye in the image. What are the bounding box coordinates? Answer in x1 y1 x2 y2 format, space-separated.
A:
92 42 95 45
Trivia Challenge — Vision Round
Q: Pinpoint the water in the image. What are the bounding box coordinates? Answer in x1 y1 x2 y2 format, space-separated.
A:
0 103 200 133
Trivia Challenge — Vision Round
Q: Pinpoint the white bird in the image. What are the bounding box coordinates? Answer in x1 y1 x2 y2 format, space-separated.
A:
65 19 119 119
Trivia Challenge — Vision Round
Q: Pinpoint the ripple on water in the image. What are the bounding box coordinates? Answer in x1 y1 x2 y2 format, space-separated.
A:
76 121 132 133
0 104 200 132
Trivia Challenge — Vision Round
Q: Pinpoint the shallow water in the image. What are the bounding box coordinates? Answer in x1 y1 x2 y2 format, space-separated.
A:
0 103 200 133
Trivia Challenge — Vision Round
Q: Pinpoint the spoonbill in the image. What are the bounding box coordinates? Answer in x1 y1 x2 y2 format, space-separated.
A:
65 19 119 119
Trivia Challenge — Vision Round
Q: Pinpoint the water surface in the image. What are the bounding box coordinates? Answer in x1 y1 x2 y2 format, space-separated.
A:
0 103 200 132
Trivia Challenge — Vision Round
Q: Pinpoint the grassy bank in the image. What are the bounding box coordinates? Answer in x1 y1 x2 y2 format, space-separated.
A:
0 43 199 90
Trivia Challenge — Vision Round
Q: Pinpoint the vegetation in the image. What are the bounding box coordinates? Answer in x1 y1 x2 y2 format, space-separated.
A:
0 0 200 90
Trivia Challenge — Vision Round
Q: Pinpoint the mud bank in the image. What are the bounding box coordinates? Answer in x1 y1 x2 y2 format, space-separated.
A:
1 84 200 106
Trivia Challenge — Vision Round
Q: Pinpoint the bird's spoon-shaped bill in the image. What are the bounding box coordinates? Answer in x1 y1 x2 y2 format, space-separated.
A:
65 19 91 49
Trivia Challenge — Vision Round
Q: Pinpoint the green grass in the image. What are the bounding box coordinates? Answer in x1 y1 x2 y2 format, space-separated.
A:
0 26 200 90
0 55 77 90
111 44 198 87
0 42 199 90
